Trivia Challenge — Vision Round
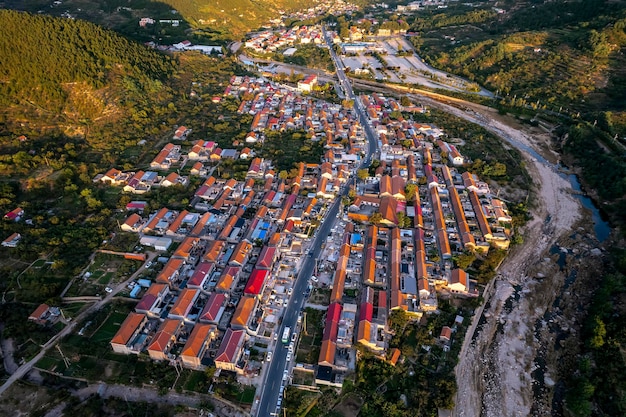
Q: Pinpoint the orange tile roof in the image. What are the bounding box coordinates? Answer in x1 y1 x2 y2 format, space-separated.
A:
357 320 371 344
231 296 256 327
124 213 142 228
148 318 182 353
191 212 212 236
173 236 199 259
156 258 184 284
203 240 226 262
230 240 253 266
111 313 145 345
181 323 216 359
144 207 169 231
216 266 240 291
318 339 336 366
169 288 199 317
168 210 189 234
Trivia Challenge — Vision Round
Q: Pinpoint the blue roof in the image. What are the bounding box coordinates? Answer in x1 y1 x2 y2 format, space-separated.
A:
350 233 362 245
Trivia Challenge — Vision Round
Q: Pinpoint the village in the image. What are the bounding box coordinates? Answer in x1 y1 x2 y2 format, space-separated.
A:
9 73 513 399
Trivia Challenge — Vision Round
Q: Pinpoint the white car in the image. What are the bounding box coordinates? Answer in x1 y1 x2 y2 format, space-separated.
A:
104 287 113 293
287 288 293 296
286 352 292 362
266 351 272 362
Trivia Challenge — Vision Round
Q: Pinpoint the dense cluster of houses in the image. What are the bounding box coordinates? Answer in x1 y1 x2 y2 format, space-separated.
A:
310 93 512 385
269 0 360 27
102 78 511 389
108 77 369 375
227 76 366 158
244 25 327 54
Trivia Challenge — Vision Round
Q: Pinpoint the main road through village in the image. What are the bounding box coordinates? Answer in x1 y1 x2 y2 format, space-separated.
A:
254 27 379 417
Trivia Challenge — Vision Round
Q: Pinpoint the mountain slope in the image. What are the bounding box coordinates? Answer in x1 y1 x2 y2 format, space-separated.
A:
0 9 175 125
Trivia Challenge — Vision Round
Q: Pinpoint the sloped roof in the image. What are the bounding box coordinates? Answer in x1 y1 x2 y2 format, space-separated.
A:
215 328 245 363
111 312 145 345
231 296 256 328
244 268 269 295
318 339 336 366
148 318 181 353
199 293 226 322
255 246 276 269
181 323 215 359
216 265 241 292
156 258 184 284
136 283 168 312
169 288 199 317
188 261 214 288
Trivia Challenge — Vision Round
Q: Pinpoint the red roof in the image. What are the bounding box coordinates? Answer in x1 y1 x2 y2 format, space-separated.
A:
126 201 147 210
323 303 342 341
255 246 276 269
215 328 245 363
188 262 214 288
244 268 269 295
200 293 226 323
359 302 373 322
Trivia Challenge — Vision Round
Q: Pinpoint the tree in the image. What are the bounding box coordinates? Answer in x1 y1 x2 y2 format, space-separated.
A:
589 316 606 348
405 183 418 200
400 96 411 107
368 212 383 224
357 169 369 180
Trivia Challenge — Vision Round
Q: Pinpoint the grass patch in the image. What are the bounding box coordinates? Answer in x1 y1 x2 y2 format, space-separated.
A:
97 271 114 285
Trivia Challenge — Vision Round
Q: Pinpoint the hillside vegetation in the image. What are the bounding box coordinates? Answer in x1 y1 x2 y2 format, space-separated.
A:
0 10 175 134
409 0 626 113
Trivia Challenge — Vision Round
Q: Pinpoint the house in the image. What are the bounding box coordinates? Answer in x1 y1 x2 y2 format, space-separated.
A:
448 269 469 294
110 312 148 354
168 288 200 321
121 213 144 233
199 293 227 324
215 265 241 293
28 303 51 325
100 168 123 185
173 126 191 140
156 258 185 286
244 268 269 296
245 132 258 143
440 326 452 343
161 172 188 187
239 147 252 159
147 318 183 360
135 283 170 316
214 328 246 373
190 162 207 176
230 296 257 331
298 74 318 92
4 208 24 222
126 201 147 212
2 232 21 248
187 261 214 289
180 323 218 369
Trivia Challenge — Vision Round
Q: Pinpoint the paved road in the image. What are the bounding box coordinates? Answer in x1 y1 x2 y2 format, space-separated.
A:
0 253 157 397
255 27 380 417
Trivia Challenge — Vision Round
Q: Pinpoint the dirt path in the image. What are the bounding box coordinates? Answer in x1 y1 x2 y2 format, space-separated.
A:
408 95 594 417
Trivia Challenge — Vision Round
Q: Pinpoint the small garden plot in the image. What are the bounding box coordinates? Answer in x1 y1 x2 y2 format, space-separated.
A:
295 308 324 365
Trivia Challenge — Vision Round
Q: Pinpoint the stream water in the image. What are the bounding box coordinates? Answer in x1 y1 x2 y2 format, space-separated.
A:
497 133 611 242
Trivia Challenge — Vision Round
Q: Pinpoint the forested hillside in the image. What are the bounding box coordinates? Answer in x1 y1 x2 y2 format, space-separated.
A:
0 9 174 122
410 0 626 113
